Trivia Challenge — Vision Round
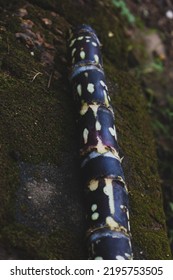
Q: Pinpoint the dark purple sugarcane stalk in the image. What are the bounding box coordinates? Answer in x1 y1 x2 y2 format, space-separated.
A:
67 24 133 260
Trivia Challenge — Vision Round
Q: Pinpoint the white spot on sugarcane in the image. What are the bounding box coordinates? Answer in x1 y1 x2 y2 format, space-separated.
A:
91 204 97 212
87 83 95 93
95 120 101 131
96 137 107 154
106 216 127 233
117 176 126 185
114 125 117 140
103 90 109 107
91 205 99 221
77 84 82 96
116 255 125 260
94 256 103 260
124 184 128 193
80 103 89 115
80 50 86 59
84 72 88 77
94 54 99 63
126 209 130 220
120 205 127 211
103 179 115 215
109 127 116 137
106 216 119 230
128 221 131 231
85 36 91 39
129 239 132 249
89 104 98 117
69 38 76 47
100 80 106 87
88 179 99 191
100 80 108 90
84 99 114 118
125 253 131 259
86 39 90 42
83 128 89 144
91 212 99 220
92 41 97 47
71 48 76 57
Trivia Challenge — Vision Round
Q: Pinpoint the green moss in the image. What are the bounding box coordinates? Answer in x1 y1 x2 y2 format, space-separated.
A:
0 0 171 259
104 61 171 259
2 224 85 259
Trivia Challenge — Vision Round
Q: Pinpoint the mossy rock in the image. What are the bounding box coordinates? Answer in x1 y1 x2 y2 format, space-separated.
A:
0 0 171 259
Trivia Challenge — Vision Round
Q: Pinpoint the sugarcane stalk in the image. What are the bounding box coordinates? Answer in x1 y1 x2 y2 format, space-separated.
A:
67 24 133 260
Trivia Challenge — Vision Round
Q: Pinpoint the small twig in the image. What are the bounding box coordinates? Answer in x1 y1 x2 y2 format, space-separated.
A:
55 28 63 36
31 71 42 82
47 71 54 88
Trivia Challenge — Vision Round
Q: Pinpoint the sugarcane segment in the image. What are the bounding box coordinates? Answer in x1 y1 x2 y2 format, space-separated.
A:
68 24 133 260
